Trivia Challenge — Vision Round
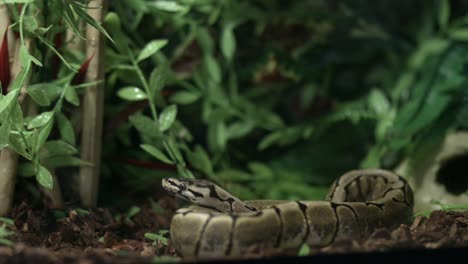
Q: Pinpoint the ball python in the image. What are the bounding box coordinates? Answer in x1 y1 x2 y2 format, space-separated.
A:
162 169 414 258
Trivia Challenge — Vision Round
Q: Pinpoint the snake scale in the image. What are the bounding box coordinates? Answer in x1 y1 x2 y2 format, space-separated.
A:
162 169 414 257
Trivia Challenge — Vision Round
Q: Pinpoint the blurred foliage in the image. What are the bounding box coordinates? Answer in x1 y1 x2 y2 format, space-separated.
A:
100 0 468 202
2 0 468 204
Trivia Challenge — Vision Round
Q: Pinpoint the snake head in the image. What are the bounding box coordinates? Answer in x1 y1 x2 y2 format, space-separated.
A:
162 178 197 202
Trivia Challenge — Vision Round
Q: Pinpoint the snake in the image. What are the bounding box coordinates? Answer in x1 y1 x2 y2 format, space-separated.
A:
162 169 414 258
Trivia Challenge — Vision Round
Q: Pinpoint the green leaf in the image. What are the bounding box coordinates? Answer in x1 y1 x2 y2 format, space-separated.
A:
403 94 451 135
29 54 42 67
71 2 113 42
140 144 174 164
126 206 141 219
42 140 78 158
122 0 148 13
176 164 194 179
144 232 168 245
0 217 14 226
0 121 11 149
186 145 213 175
159 105 177 131
36 118 54 152
4 0 33 3
0 238 14 247
103 12 128 54
149 66 167 96
129 114 161 137
248 162 273 180
0 90 19 115
226 121 254 139
438 0 450 31
148 0 187 12
368 89 390 116
76 208 90 216
137 39 168 62
165 138 185 164
9 63 31 92
217 121 227 150
10 102 24 130
298 244 310 256
26 86 51 106
8 133 29 159
35 25 52 35
221 24 236 61
56 113 76 145
218 169 251 181
257 130 283 151
409 38 449 69
42 156 91 168
196 27 214 53
169 91 200 104
449 28 468 41
117 87 148 101
204 55 221 83
27 83 61 103
36 164 53 189
65 86 80 106
28 111 53 130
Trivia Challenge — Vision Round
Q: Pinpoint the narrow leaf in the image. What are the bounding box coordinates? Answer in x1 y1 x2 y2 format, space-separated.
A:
117 87 148 101
0 90 19 114
204 55 221 83
129 114 161 138
169 91 200 104
28 111 53 129
65 86 80 106
26 86 51 106
36 164 53 189
42 156 91 168
71 2 113 42
221 24 236 61
149 66 167 96
56 113 76 145
43 140 78 158
158 105 177 131
148 1 186 12
438 0 450 31
140 144 174 164
137 39 168 62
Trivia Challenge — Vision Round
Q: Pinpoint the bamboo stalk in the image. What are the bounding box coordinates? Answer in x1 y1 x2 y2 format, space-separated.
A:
79 0 106 207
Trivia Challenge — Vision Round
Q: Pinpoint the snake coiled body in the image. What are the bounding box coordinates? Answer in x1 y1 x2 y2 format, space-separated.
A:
162 169 414 257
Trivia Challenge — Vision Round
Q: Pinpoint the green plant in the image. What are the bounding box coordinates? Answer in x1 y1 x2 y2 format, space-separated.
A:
0 218 14 246
1 1 111 191
414 200 468 217
145 229 169 246
95 0 468 204
2 0 468 208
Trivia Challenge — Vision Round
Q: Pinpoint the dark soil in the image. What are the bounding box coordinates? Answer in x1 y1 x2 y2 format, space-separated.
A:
0 197 467 263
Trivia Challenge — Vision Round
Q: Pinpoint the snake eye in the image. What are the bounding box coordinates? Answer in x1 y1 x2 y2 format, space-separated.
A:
179 183 187 191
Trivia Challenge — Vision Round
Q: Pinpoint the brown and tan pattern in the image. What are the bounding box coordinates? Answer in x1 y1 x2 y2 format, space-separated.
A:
162 169 414 257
